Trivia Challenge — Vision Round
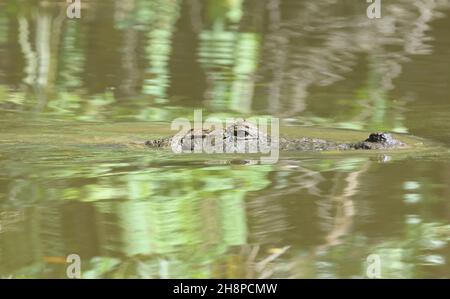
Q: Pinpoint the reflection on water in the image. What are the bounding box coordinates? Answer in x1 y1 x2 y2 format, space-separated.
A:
1 134 449 278
2 0 449 126
0 0 450 278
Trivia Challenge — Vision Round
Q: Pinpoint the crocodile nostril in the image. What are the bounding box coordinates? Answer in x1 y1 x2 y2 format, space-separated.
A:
366 133 388 143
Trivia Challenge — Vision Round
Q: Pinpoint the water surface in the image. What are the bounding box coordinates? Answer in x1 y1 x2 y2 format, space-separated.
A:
1 0 450 278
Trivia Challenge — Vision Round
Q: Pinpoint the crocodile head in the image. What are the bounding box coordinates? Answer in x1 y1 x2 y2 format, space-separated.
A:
174 121 269 153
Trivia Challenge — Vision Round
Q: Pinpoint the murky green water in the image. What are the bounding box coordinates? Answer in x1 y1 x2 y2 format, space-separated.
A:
1 0 450 278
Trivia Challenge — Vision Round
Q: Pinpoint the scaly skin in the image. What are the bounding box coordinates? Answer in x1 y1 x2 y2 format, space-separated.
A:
145 121 406 152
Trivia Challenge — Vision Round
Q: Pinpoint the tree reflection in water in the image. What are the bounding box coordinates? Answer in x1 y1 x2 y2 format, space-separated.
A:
0 0 450 278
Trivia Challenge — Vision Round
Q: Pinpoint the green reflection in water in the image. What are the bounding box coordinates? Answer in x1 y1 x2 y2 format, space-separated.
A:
0 133 273 277
141 0 181 103
0 0 450 279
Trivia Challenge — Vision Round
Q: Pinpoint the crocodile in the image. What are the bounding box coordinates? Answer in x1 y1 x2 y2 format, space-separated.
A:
144 121 407 152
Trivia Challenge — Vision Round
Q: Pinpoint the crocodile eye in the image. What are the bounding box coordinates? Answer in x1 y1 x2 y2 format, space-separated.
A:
244 126 249 137
234 129 250 138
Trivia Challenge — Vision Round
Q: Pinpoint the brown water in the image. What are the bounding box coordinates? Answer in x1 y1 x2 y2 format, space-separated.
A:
1 0 450 278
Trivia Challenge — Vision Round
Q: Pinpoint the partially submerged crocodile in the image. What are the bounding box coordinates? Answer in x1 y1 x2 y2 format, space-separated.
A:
145 121 407 152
